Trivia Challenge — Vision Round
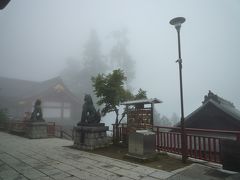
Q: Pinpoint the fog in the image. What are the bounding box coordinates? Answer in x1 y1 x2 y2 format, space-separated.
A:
1 0 240 119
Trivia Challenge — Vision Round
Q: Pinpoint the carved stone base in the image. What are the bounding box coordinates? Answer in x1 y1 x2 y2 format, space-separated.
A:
73 124 109 150
25 122 48 139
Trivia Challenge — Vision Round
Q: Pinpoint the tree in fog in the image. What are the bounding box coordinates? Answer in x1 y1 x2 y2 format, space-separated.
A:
92 69 147 124
92 69 148 141
61 30 108 99
82 30 108 76
170 112 180 126
160 115 172 126
134 88 147 100
109 29 135 88
92 69 133 125
61 29 136 105
154 111 172 127
60 58 82 96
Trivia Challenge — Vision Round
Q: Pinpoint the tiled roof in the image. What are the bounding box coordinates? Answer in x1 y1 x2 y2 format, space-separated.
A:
186 91 240 122
21 77 64 99
121 98 162 105
0 76 78 103
0 76 38 98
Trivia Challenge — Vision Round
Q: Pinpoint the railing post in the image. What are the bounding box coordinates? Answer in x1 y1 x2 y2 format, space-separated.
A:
53 122 55 137
189 135 192 157
60 126 63 138
194 136 197 159
156 127 159 150
236 133 240 142
198 137 202 160
208 138 212 161
72 127 74 140
203 137 206 160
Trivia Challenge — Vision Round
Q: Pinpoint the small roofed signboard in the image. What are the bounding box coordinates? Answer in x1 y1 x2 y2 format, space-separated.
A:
121 98 162 133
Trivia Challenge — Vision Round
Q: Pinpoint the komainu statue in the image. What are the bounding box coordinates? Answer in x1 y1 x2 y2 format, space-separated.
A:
77 94 101 125
30 99 45 122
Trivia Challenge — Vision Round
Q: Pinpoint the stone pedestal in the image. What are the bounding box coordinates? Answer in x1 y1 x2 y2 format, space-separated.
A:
126 130 156 160
73 123 109 150
25 121 48 139
220 139 240 172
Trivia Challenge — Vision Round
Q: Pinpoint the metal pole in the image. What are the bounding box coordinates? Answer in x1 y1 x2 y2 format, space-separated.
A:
176 28 187 163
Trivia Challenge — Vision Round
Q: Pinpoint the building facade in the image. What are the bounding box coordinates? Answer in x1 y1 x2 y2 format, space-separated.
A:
0 76 82 126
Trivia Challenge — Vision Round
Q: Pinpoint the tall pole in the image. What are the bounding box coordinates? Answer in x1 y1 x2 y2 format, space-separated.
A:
177 27 187 163
170 17 187 163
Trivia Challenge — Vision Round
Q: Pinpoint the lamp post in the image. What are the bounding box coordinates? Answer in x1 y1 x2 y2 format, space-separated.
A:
169 17 187 163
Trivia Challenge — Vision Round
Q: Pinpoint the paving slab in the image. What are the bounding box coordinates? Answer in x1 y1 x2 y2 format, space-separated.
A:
166 164 240 180
150 170 173 180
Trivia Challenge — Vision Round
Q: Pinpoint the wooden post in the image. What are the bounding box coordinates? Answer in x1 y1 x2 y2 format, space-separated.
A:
151 103 154 126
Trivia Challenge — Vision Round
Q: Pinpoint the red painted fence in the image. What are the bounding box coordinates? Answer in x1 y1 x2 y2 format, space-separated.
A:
47 122 56 137
7 120 58 137
5 120 73 140
113 124 240 163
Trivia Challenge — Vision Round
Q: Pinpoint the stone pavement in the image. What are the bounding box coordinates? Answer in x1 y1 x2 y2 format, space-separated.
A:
0 132 172 180
0 132 239 180
166 163 239 180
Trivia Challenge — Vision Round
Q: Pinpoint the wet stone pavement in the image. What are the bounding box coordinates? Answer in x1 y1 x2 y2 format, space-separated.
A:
0 132 173 180
0 132 239 180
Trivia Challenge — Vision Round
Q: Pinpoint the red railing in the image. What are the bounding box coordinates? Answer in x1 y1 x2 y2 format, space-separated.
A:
8 121 27 133
112 123 151 143
7 120 58 137
112 123 128 143
155 126 240 163
113 124 240 163
47 122 56 137
5 120 75 140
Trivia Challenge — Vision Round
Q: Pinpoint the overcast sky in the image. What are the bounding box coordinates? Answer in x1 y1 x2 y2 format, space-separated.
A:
0 0 240 117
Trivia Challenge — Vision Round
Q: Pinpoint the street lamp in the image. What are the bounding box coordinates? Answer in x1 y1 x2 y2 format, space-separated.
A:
169 17 187 163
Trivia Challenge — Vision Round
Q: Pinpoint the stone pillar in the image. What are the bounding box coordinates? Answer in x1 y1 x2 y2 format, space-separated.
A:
25 122 48 139
73 123 109 150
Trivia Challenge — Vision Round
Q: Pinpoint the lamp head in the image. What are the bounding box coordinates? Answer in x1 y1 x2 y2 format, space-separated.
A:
170 17 185 31
0 0 11 10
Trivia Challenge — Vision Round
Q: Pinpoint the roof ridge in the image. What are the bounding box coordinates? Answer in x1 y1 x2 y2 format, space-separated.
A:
202 90 235 108
0 76 38 83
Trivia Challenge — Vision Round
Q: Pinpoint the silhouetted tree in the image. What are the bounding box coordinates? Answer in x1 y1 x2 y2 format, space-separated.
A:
134 88 147 100
154 112 172 127
160 115 172 126
170 112 180 126
109 29 135 88
61 30 108 99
